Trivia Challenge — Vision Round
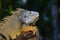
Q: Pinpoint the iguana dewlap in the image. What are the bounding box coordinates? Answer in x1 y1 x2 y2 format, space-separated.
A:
0 8 39 40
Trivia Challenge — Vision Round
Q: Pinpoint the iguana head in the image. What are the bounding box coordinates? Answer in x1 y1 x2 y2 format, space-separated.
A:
19 10 39 25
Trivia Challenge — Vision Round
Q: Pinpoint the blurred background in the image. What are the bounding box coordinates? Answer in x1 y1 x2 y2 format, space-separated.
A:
0 0 59 40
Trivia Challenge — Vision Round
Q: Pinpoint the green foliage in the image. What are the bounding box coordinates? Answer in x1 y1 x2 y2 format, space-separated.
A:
0 0 14 19
7 5 13 16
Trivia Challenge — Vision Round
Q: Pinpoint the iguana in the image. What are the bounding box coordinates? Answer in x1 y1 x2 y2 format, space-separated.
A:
0 8 39 40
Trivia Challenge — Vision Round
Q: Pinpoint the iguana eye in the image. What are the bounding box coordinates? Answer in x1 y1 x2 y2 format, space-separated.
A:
24 15 26 18
29 12 31 14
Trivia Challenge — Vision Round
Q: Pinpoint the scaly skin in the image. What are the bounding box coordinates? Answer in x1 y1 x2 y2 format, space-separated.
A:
0 12 21 40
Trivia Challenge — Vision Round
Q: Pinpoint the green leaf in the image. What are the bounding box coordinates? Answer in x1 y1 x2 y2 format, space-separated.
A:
8 5 14 15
